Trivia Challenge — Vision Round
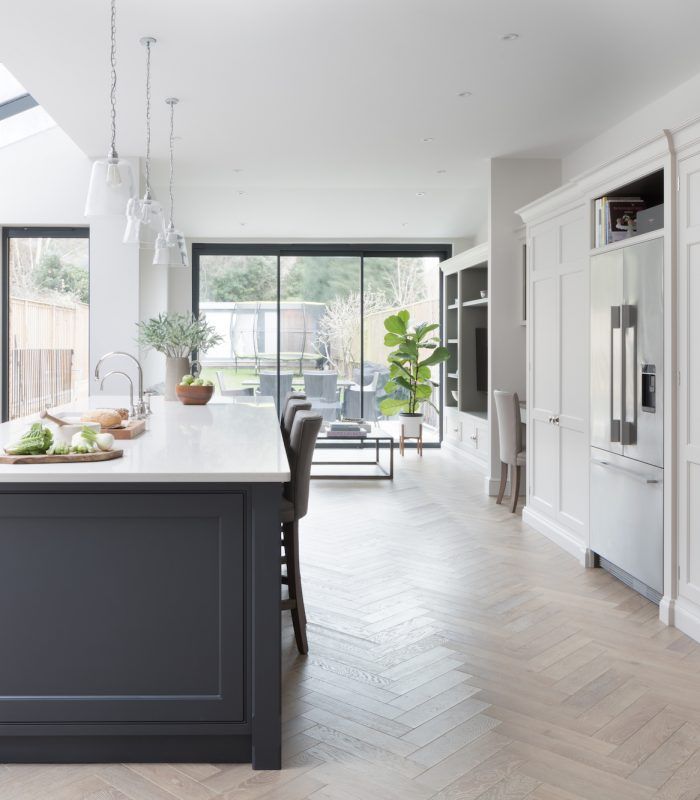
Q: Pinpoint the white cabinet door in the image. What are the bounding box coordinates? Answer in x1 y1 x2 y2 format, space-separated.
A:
527 205 589 550
529 273 557 516
677 152 700 609
557 263 588 539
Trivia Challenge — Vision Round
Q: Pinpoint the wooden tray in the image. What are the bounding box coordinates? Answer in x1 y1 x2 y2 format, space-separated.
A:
101 419 146 439
0 449 123 465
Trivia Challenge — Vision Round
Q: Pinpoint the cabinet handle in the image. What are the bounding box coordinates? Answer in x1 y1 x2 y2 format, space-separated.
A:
553 416 560 425
469 433 478 441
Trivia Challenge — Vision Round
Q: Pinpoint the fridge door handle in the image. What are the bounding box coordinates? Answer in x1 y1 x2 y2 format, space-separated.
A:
610 306 621 443
621 304 637 446
591 456 662 485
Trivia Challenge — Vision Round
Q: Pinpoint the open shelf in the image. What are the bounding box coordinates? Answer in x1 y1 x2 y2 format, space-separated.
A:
447 302 459 310
447 338 458 344
447 372 459 380
463 298 488 307
593 169 664 248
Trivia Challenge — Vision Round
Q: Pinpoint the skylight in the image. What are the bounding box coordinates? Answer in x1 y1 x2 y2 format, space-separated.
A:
0 63 55 148
0 63 24 104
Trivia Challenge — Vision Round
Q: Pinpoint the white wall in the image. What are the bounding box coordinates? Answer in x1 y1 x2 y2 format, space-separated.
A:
0 125 146 398
563 68 700 180
487 157 561 485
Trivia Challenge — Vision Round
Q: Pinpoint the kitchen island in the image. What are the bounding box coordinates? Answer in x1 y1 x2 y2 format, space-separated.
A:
0 396 290 769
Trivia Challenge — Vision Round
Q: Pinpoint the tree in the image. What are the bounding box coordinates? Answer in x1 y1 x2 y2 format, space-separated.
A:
200 255 276 302
315 291 386 377
34 253 89 304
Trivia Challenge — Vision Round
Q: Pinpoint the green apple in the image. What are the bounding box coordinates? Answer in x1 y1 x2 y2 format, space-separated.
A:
181 374 195 385
193 378 204 386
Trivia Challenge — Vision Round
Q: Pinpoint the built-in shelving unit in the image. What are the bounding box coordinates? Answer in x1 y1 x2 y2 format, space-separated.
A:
593 168 664 249
441 242 490 467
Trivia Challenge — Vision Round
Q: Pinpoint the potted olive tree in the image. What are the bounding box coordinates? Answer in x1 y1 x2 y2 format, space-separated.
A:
137 312 222 400
379 310 449 437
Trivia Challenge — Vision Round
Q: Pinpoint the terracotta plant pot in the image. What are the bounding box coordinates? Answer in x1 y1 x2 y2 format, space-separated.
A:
175 384 214 405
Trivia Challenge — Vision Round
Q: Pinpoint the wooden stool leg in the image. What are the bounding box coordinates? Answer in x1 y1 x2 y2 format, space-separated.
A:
284 519 308 654
510 465 521 513
496 462 508 504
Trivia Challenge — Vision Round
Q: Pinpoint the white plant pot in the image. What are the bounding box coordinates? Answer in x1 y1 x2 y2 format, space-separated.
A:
400 412 423 438
165 356 191 401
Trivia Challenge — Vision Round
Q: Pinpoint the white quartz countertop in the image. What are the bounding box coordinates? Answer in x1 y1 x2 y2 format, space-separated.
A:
0 396 291 483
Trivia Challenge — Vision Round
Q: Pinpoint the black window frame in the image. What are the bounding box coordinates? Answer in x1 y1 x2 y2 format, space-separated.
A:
1 226 90 422
191 242 451 444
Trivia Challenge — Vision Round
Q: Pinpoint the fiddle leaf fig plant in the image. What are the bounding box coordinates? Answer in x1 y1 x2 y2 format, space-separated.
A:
379 309 450 416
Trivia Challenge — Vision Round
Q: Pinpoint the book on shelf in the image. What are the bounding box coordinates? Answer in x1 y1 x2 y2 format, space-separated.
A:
595 196 646 247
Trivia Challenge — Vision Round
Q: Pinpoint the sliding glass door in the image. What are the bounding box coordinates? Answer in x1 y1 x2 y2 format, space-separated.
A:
192 245 448 441
2 227 89 421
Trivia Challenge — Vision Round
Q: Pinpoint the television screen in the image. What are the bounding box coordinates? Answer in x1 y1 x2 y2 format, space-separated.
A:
475 328 487 392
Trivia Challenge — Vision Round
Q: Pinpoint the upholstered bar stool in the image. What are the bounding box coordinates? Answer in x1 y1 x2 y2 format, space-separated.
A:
281 391 306 427
282 397 312 442
494 390 526 513
280 410 323 654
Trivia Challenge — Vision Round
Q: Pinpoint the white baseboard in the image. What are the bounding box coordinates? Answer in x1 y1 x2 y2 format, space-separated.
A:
672 598 700 643
659 596 675 627
484 476 526 497
443 441 489 474
522 506 588 567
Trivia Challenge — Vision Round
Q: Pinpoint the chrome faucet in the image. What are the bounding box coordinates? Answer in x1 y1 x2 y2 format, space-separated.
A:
95 351 147 418
99 370 135 419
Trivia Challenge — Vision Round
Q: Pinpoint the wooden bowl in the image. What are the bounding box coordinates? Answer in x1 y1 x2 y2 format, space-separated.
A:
175 384 214 405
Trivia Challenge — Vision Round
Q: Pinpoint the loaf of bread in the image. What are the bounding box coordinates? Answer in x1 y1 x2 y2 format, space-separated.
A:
80 409 123 428
116 408 129 421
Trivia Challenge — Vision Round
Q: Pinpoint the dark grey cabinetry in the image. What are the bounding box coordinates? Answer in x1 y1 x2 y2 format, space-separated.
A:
0 482 281 768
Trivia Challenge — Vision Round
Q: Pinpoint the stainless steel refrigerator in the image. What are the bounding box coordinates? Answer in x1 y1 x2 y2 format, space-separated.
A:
590 237 664 602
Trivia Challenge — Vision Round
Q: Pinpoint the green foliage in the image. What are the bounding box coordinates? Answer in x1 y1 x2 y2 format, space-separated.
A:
34 253 89 303
379 310 450 417
137 312 223 358
200 255 277 302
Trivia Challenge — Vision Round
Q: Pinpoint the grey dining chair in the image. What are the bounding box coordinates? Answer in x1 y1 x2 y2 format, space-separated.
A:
281 391 307 428
258 371 294 411
343 371 380 420
216 371 254 397
494 390 526 513
303 371 340 421
280 410 323 654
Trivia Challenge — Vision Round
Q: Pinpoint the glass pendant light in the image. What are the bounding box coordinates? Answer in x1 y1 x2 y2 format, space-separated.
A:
85 0 136 217
124 37 165 248
153 98 188 268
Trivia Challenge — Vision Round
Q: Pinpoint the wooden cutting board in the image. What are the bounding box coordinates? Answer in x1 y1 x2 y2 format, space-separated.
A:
101 419 146 439
0 449 124 465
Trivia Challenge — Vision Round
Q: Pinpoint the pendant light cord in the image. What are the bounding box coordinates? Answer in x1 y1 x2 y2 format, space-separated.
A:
168 99 175 225
144 39 152 195
109 0 118 158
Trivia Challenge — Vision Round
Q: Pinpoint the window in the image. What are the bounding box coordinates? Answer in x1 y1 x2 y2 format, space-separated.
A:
193 244 449 442
2 228 90 421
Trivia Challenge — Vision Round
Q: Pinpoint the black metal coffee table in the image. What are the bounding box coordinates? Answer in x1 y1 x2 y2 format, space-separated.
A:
311 427 394 480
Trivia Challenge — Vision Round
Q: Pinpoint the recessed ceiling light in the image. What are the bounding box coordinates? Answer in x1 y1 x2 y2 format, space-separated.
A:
401 222 409 228
422 137 434 143
457 91 472 98
239 222 246 227
501 33 520 40
437 169 447 174
237 191 246 196
416 191 426 197
232 168 244 173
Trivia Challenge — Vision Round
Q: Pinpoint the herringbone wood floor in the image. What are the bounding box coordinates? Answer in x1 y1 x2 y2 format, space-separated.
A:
4 447 700 799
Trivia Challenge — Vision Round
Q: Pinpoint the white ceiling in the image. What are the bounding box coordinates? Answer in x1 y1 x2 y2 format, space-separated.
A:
2 0 700 239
